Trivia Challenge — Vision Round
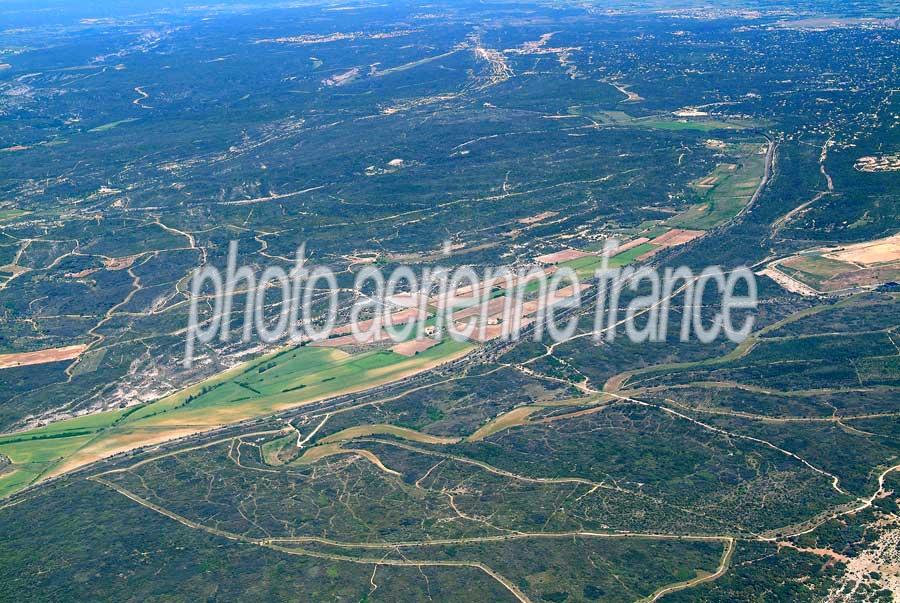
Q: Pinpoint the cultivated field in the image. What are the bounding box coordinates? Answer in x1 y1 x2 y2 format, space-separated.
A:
0 339 472 495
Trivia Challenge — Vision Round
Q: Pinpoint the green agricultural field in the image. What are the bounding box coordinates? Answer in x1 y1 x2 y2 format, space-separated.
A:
669 142 768 230
88 118 139 132
778 255 857 288
0 339 471 497
0 434 97 498
0 209 28 222
0 468 36 499
639 118 753 131
560 242 657 278
580 109 760 131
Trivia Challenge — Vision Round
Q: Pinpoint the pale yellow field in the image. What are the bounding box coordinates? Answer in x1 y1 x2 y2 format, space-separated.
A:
319 424 460 445
0 344 87 369
468 406 540 442
826 233 900 266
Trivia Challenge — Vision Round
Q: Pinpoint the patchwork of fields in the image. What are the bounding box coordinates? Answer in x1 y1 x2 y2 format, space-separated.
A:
1 0 898 601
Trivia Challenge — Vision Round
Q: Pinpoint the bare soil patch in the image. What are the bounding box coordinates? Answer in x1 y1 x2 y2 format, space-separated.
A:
392 337 440 356
103 256 136 271
616 237 650 252
536 249 592 264
518 211 558 225
0 344 88 369
651 228 704 248
825 233 900 266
